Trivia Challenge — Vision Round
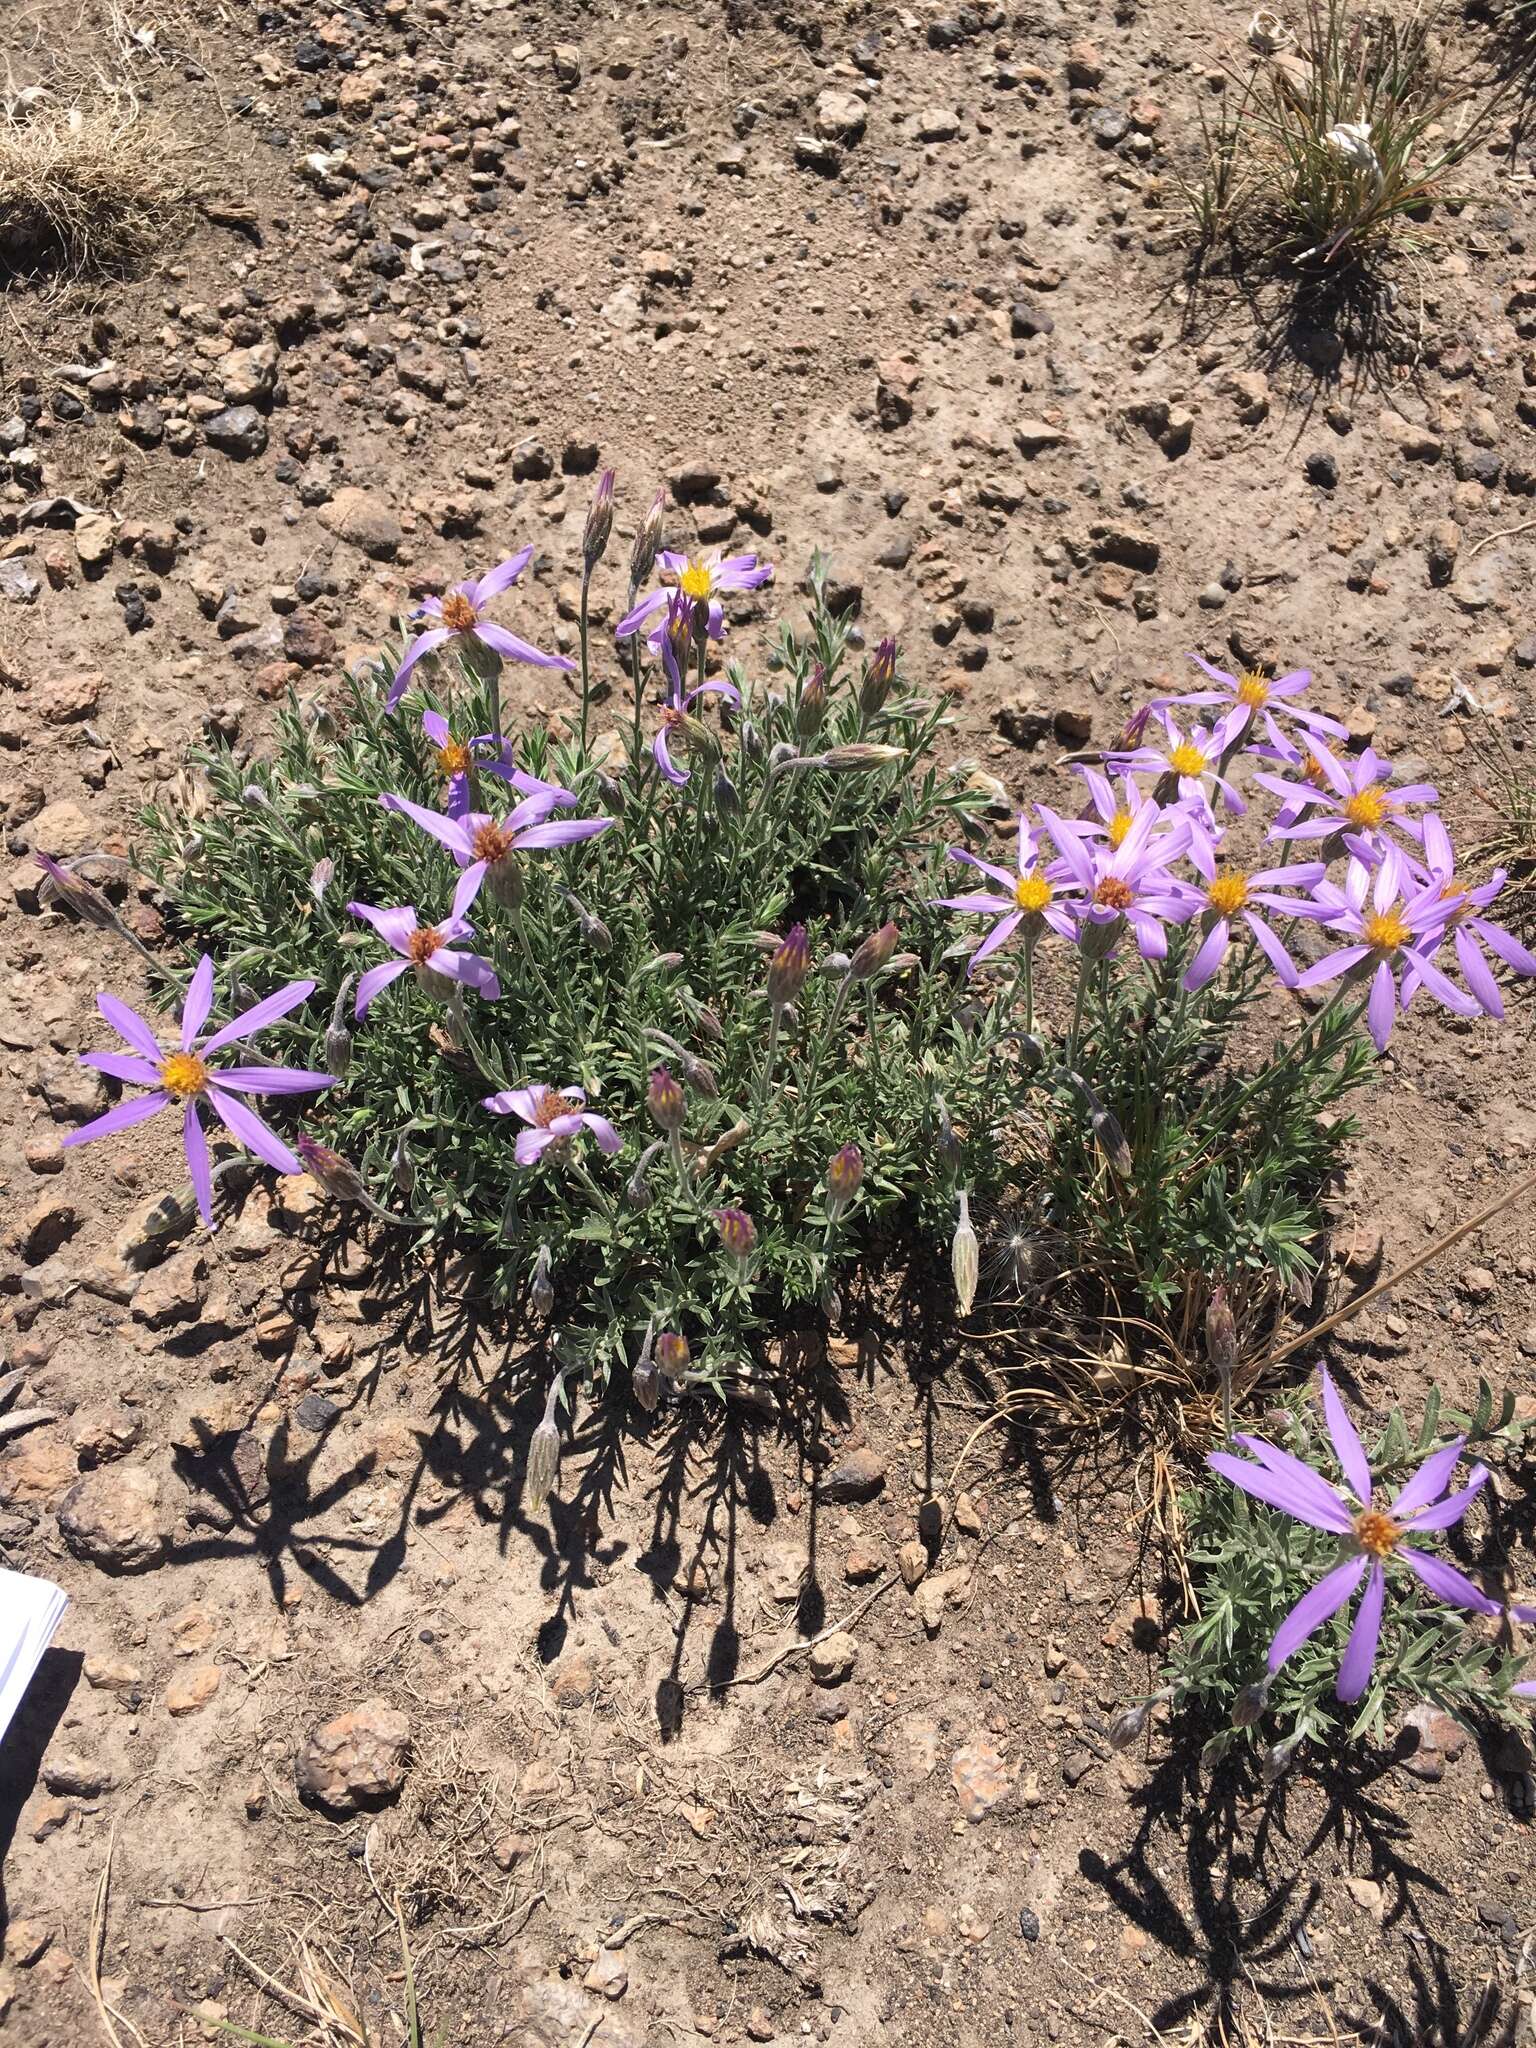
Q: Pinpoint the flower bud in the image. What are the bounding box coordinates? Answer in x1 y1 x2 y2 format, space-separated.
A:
767 741 801 776
819 742 905 773
629 487 666 597
951 1191 979 1316
1108 1702 1150 1752
859 636 898 717
739 719 765 761
626 1138 663 1209
680 1053 719 1099
648 1064 685 1132
1205 1284 1238 1378
713 1207 757 1264
633 1359 661 1412
307 857 335 903
531 1242 554 1318
656 1330 691 1379
580 910 613 952
767 924 811 1011
525 1417 560 1514
641 951 685 974
848 921 898 982
324 1020 354 1079
713 765 741 814
583 467 616 573
796 664 828 737
826 1142 864 1220
821 951 851 976
695 1004 724 1043
595 770 626 815
1261 1731 1303 1788
1091 1109 1133 1179
1231 1676 1272 1729
294 1133 370 1204
33 852 123 935
933 1095 963 1175
392 1134 416 1198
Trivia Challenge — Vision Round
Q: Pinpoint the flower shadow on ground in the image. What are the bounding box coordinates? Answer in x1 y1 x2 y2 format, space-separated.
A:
1079 1729 1521 2044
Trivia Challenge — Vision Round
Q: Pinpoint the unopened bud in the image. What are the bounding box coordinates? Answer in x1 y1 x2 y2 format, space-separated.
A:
713 766 741 814
797 664 828 737
767 924 811 1011
695 1004 724 1043
848 921 898 982
595 770 626 815
323 1020 353 1079
1205 1284 1238 1377
713 1207 757 1265
1261 1731 1303 1788
531 1242 554 1318
633 1360 661 1412
309 856 335 903
392 1134 415 1198
1108 1702 1151 1751
656 1330 691 1379
739 719 765 761
767 741 801 776
641 951 685 974
821 951 851 976
629 487 666 596
934 1095 963 1174
1232 1676 1272 1729
526 1416 560 1515
583 467 616 572
294 1133 370 1204
1092 1109 1133 1178
819 742 905 773
627 1138 663 1209
680 1053 719 1099
826 1142 864 1220
33 852 123 935
951 1190 979 1316
859 635 898 717
648 1064 686 1132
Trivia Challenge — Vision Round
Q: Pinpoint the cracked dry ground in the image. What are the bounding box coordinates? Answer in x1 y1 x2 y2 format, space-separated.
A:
1 0 1535 2040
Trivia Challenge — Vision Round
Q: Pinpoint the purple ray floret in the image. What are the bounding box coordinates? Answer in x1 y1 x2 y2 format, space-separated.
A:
482 1082 622 1166
1208 1369 1498 1704
932 812 1082 975
347 900 502 1015
60 956 335 1228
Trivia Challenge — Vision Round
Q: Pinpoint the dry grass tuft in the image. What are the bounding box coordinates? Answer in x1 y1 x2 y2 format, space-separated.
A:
0 89 199 282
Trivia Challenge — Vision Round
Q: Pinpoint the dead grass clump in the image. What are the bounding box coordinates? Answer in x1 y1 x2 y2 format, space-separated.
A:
0 92 197 282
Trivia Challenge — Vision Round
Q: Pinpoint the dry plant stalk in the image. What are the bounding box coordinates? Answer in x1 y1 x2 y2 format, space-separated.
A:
0 91 198 280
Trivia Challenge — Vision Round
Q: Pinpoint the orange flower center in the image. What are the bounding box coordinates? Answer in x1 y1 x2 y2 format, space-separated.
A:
1236 670 1269 710
470 821 514 864
1302 752 1327 787
440 591 478 633
1343 787 1390 831
1167 742 1206 778
1363 909 1410 954
1438 881 1471 924
408 927 444 966
1207 872 1250 916
1107 809 1132 849
1014 874 1052 913
160 1050 209 1099
437 740 472 777
1095 877 1135 911
1354 1509 1400 1559
530 1088 565 1128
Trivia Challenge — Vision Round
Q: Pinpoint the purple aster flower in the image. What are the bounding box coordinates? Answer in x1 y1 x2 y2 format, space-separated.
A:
1400 815 1536 1023
420 708 575 822
60 957 334 1227
1260 745 1437 852
933 814 1081 976
1209 1369 1498 1704
1072 766 1221 869
616 547 773 647
1181 839 1330 992
380 790 612 913
1157 655 1348 752
481 1082 621 1166
653 679 741 787
387 547 575 711
1297 843 1475 1050
1109 710 1247 819
347 900 501 1016
1245 725 1349 831
1039 797 1196 961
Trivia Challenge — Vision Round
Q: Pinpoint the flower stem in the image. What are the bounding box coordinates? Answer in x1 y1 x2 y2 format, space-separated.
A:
578 574 593 756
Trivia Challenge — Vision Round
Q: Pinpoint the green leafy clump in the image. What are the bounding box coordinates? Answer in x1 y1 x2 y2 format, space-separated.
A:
141 561 1015 1391
1166 1381 1534 1774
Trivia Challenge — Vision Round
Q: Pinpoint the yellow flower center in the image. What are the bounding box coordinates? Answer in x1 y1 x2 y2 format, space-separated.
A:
159 1050 209 1099
1206 873 1250 916
677 561 713 602
440 591 479 634
1095 876 1135 911
1014 874 1053 913
1167 742 1206 778
1343 786 1390 830
1354 1509 1400 1559
437 740 472 777
1236 670 1269 710
408 926 445 967
1107 809 1132 850
1363 909 1410 954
